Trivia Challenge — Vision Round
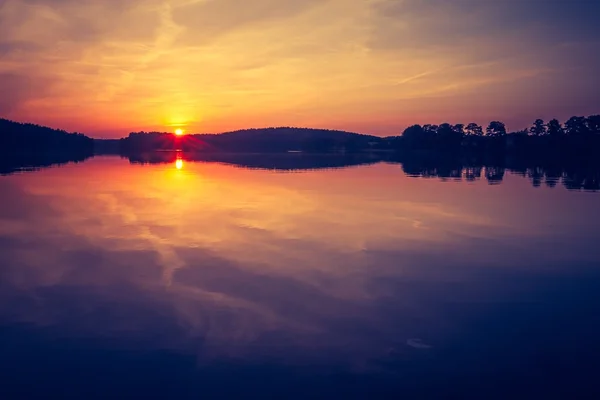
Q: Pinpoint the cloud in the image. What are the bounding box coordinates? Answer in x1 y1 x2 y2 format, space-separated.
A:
0 72 54 114
172 0 323 46
0 41 42 57
0 0 599 135
0 176 396 362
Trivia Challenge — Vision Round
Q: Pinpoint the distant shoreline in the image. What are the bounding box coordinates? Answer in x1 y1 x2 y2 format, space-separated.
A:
3 116 600 162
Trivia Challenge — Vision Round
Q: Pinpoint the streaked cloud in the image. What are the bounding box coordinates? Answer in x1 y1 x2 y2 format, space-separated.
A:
0 0 598 137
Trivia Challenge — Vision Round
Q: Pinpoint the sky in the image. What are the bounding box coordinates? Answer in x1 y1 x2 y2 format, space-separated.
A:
1 0 599 138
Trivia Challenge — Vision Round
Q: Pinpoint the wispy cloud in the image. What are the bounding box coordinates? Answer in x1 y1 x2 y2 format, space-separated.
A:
0 0 599 136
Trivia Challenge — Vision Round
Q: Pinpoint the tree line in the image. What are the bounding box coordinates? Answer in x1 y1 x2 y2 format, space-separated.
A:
119 127 378 154
2 115 599 159
397 114 600 152
398 157 599 192
0 118 93 154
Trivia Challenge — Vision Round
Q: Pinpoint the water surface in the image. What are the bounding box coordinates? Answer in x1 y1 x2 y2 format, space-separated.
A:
1 155 599 399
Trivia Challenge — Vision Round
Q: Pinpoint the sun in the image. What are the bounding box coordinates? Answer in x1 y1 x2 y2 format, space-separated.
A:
174 128 184 136
175 159 183 170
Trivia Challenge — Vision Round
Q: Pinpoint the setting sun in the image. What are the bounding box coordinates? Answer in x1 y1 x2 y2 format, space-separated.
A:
175 128 184 136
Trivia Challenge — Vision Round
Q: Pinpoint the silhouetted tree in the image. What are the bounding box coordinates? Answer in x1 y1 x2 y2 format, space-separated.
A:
453 124 465 136
513 129 529 137
436 123 453 136
402 124 437 149
465 123 484 136
486 121 507 137
565 116 589 136
547 119 564 136
423 124 439 136
530 119 546 136
0 118 93 155
587 115 600 135
435 123 463 148
402 124 425 141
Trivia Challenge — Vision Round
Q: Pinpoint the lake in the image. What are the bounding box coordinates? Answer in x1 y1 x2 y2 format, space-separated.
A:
1 154 599 399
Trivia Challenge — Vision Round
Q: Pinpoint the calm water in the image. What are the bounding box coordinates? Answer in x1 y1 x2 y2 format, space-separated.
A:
1 155 600 399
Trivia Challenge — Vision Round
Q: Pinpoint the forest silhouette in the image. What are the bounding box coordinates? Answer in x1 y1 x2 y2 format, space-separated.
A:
3 115 599 156
125 151 600 192
109 115 600 162
1 115 599 191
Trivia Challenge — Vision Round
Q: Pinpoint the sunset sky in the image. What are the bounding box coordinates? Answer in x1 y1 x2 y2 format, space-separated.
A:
1 0 599 138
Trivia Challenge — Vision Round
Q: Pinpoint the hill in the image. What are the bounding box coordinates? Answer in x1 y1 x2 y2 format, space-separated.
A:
0 118 94 154
120 127 387 153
